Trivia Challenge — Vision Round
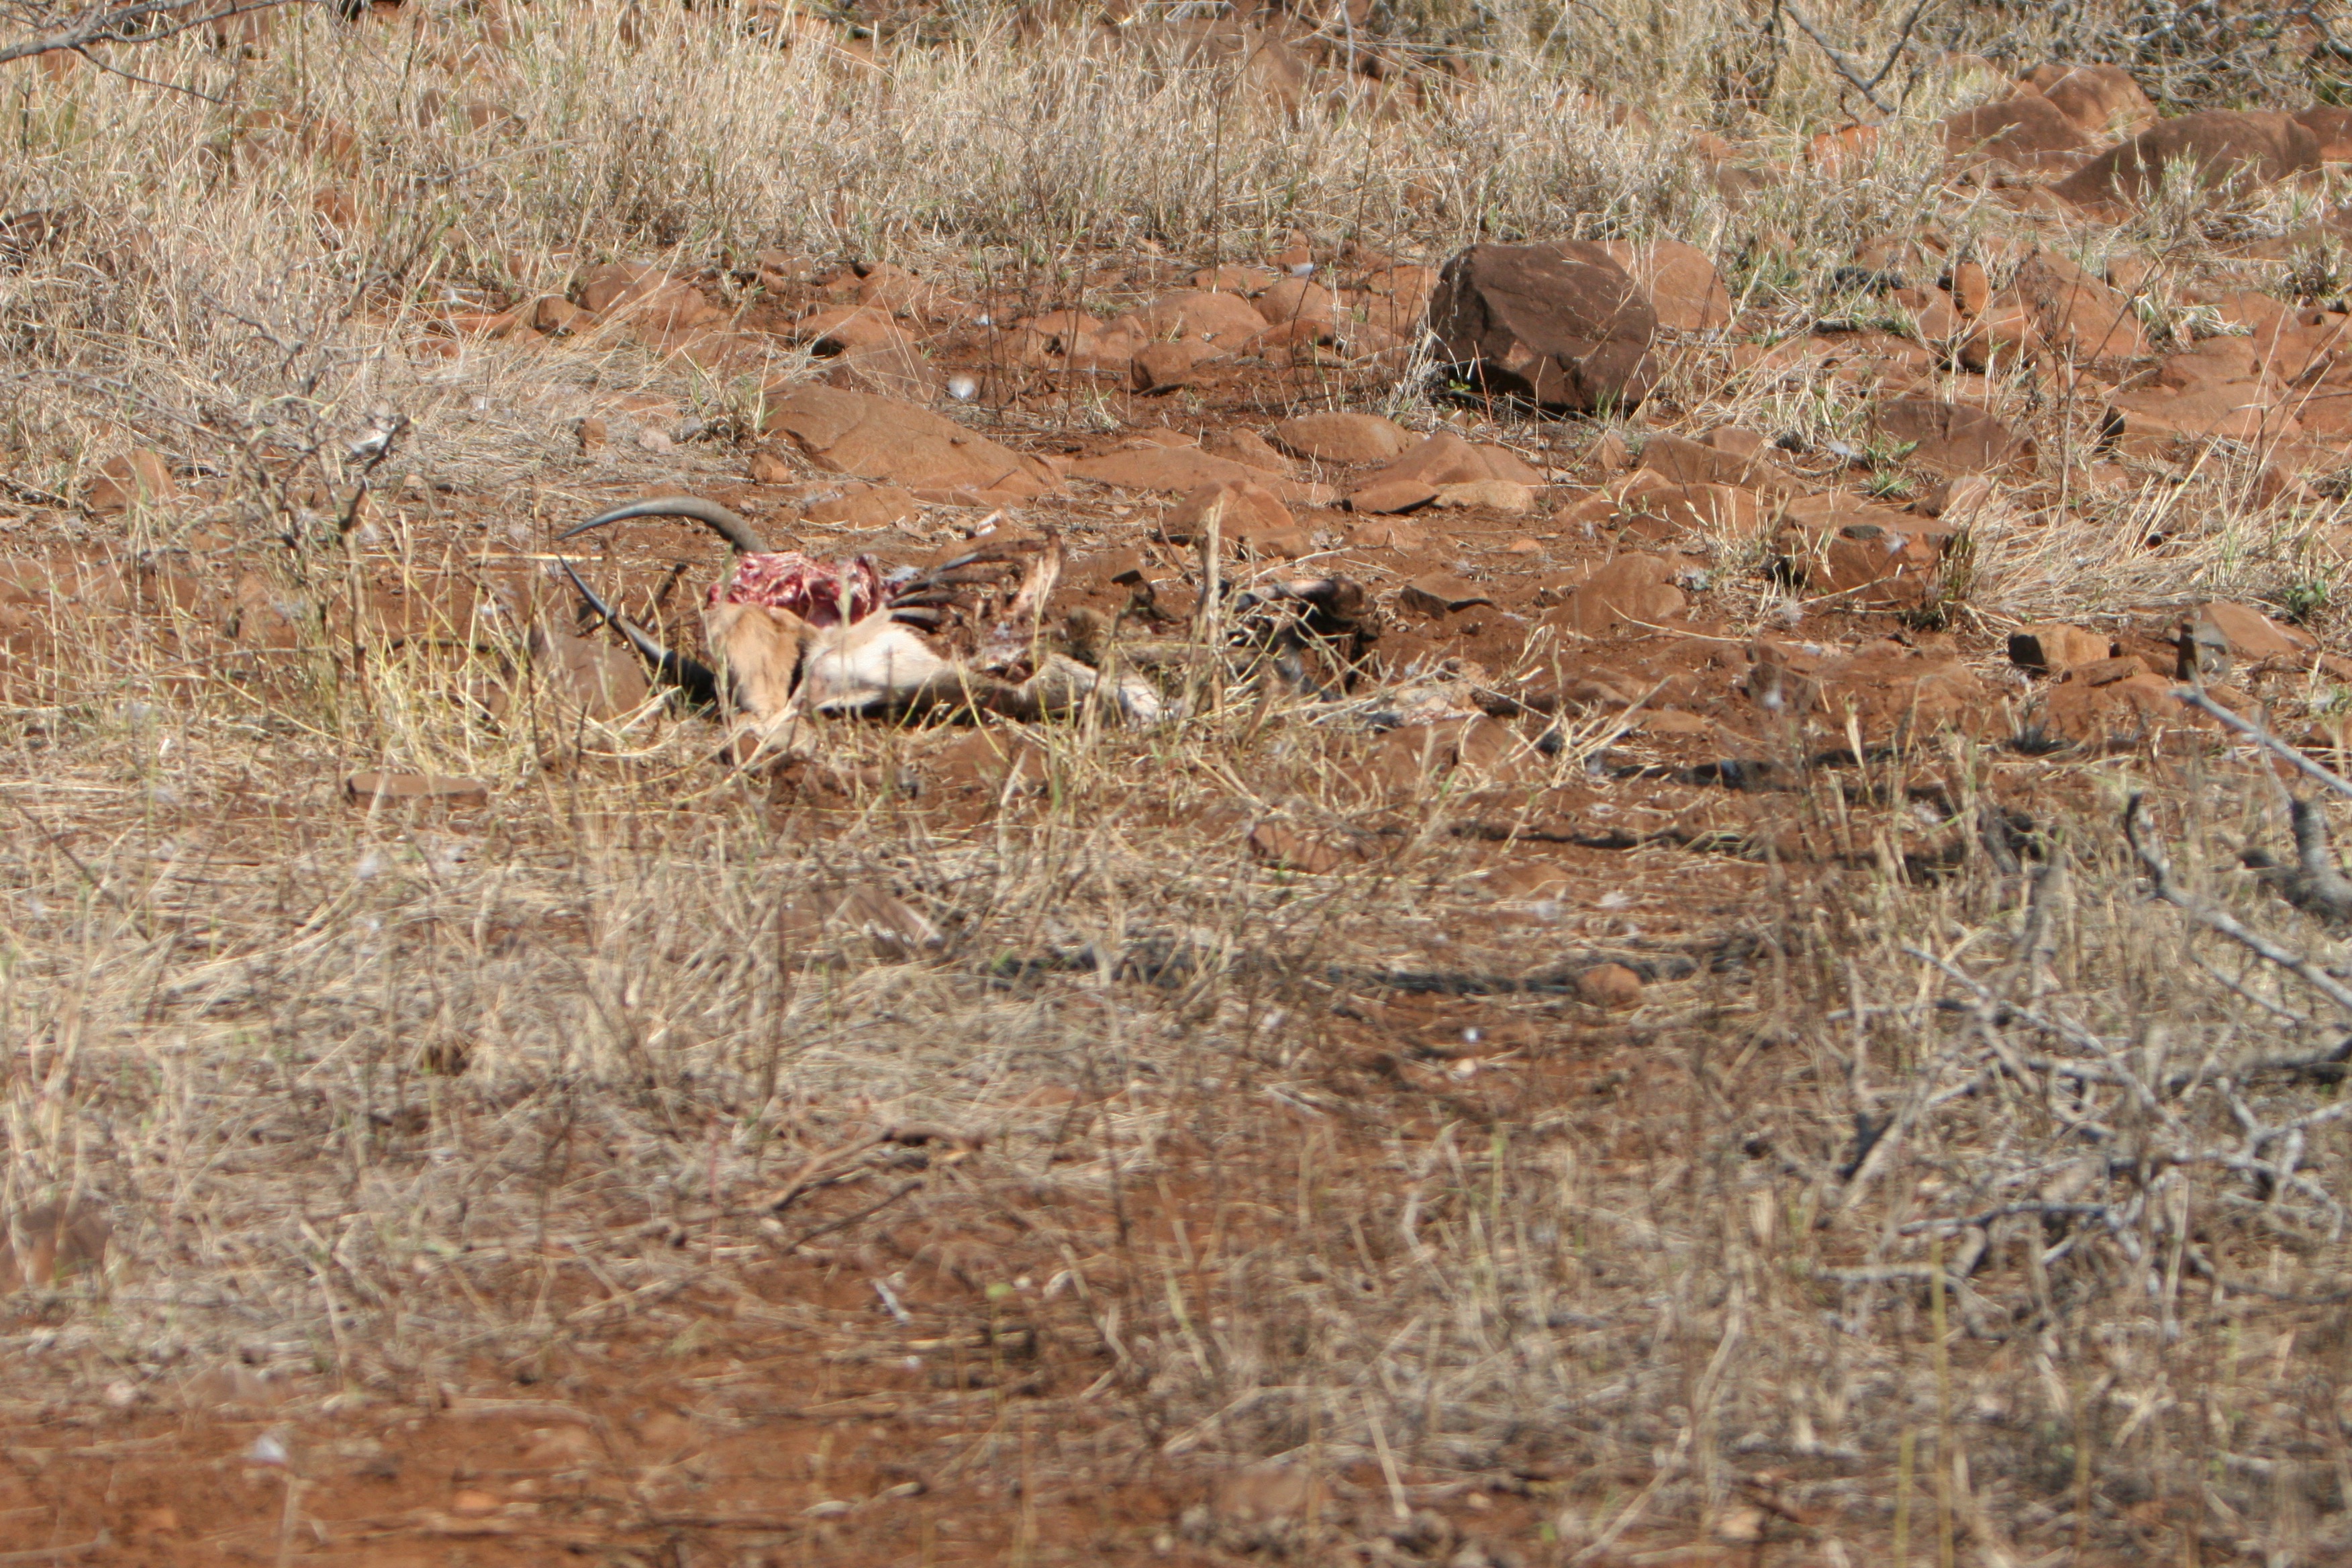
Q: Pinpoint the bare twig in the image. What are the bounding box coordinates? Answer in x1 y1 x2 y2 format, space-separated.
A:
2124 793 2352 1017
2176 687 2352 804
1778 0 1939 113
0 0 300 68
763 1122 980 1213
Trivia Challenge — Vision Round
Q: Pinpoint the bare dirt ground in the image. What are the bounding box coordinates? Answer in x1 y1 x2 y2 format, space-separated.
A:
3 1 2352 1563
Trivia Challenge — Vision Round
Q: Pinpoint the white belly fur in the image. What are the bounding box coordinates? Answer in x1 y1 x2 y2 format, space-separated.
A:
795 620 954 712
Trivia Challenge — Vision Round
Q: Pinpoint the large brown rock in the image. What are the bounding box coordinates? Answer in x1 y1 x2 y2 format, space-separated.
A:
2053 111 2322 213
2038 65 2156 136
1635 432 1800 496
1361 432 1545 491
1601 238 1732 332
1427 242 1659 413
1746 639 1993 744
1271 412 1413 464
761 384 1049 497
1943 91 2091 170
2012 250 2149 369
1773 505 1958 609
528 622 652 722
1069 445 1334 508
1545 553 1687 636
1109 289 1269 347
1871 399 2034 474
87 450 175 514
2300 107 2352 162
2102 335 2299 451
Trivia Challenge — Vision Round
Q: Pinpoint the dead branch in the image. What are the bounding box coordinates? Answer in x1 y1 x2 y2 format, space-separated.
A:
1778 0 1939 114
763 1122 981 1213
781 1178 926 1253
2123 793 2352 1017
0 0 303 68
2177 687 2352 804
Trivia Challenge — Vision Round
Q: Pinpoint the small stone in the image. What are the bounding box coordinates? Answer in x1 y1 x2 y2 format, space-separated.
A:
449 1489 501 1518
1575 963 1643 1009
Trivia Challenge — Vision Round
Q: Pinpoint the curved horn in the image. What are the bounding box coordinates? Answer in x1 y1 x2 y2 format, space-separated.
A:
557 495 770 555
557 559 723 708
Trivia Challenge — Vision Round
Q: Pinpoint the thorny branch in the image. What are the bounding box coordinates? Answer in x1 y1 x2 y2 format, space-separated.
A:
0 0 303 68
1869 779 2352 1326
1778 0 1939 113
2177 686 2352 805
2123 792 2352 1016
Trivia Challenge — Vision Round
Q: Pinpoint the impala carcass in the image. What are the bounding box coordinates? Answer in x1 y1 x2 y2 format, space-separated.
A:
554 497 1163 737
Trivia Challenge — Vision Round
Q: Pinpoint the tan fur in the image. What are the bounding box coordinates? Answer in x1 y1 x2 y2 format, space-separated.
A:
705 600 810 725
707 600 961 727
707 587 1155 736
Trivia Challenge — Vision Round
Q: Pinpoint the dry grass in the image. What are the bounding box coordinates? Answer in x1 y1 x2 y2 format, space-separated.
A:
1 0 2351 1562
